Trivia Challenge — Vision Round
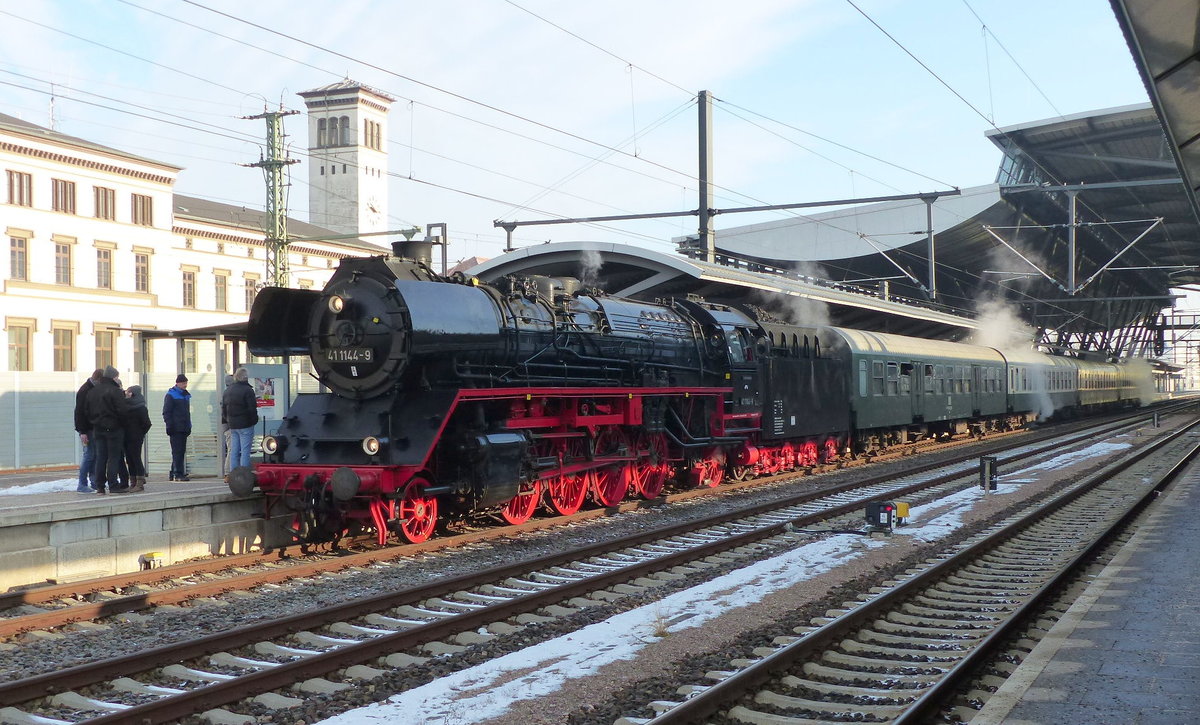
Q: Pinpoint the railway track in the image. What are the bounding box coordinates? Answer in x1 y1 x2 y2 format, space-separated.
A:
0 409 1181 724
0 406 1170 640
630 415 1200 725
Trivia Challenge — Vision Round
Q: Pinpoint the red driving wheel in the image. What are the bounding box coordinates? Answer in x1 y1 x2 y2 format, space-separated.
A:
631 432 671 500
546 439 590 515
500 479 542 525
395 476 439 543
591 427 632 506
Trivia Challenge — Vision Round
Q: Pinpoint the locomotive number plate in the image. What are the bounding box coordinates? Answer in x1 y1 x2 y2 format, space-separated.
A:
324 347 374 363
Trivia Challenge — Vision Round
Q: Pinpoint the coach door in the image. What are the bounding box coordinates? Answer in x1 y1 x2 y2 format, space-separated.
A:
909 361 926 421
972 364 983 414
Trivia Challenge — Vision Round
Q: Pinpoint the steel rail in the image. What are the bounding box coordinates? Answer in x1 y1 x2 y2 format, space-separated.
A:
0 410 1178 721
646 414 1200 724
0 406 1169 638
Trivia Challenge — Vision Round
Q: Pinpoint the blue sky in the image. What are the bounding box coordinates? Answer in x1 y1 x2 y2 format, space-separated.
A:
0 0 1149 262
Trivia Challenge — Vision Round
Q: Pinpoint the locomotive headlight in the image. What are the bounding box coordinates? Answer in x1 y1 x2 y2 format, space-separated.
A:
362 436 382 455
327 295 345 313
262 436 280 455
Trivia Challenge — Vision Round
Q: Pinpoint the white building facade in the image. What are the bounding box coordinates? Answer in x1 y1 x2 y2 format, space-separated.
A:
0 110 389 470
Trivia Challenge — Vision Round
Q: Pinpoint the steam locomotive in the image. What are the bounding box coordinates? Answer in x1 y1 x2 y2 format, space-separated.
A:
229 241 1150 546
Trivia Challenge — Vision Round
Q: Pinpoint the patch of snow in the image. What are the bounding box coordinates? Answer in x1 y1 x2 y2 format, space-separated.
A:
0 478 80 495
317 493 974 725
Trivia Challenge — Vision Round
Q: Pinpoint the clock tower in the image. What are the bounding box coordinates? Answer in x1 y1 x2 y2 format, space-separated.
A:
299 80 393 238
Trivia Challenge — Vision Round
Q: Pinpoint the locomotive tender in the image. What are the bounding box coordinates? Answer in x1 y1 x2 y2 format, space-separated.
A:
230 241 1149 545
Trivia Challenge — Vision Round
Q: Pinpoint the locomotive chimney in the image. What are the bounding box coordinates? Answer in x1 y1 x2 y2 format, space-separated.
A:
392 240 434 266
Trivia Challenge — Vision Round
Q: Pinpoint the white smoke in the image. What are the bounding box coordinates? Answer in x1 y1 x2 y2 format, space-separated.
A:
579 250 603 287
750 289 831 328
1124 356 1157 404
778 293 832 327
780 261 833 327
970 297 1055 419
969 298 1035 351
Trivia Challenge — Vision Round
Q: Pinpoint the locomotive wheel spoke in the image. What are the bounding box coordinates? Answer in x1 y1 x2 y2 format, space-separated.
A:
631 432 670 500
500 480 542 525
591 427 632 507
395 477 439 543
546 439 590 515
821 436 840 463
700 447 726 488
548 471 590 515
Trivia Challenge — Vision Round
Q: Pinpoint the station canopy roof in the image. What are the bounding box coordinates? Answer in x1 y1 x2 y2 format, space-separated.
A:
476 102 1199 352
711 103 1197 340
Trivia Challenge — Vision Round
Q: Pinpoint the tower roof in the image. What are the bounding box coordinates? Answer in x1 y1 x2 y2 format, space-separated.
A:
298 79 394 105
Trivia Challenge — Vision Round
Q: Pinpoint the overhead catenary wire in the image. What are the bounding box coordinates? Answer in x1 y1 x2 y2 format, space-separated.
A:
846 0 1166 292
497 0 960 217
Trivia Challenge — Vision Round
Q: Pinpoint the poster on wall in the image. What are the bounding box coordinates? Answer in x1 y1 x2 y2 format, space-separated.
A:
243 363 289 422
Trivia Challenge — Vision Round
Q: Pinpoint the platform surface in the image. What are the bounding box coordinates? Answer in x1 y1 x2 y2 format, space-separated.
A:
0 468 236 523
975 460 1200 724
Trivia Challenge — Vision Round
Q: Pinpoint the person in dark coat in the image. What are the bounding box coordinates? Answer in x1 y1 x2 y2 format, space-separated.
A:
73 369 103 493
86 366 128 494
220 374 235 475
163 374 192 481
122 385 152 493
221 367 260 470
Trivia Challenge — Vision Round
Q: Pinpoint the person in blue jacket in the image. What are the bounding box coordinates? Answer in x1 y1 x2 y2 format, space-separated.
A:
163 374 192 481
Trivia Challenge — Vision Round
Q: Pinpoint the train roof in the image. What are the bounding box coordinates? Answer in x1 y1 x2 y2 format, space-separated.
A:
826 327 1004 363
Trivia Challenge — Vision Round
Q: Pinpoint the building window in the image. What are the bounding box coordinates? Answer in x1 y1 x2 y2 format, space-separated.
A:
183 340 197 373
52 327 75 371
245 276 259 311
134 253 149 292
317 118 327 147
6 170 31 206
55 243 72 285
368 119 382 149
95 328 115 369
215 274 228 311
131 193 153 226
51 179 76 214
7 323 31 371
96 248 112 289
9 237 27 281
340 115 351 145
94 186 115 220
182 271 196 308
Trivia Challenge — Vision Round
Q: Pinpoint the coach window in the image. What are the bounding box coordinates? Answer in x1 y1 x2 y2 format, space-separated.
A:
859 360 868 397
886 362 899 395
872 360 885 395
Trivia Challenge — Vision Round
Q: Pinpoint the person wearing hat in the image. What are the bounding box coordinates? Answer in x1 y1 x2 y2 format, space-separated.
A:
163 374 192 481
86 365 128 494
